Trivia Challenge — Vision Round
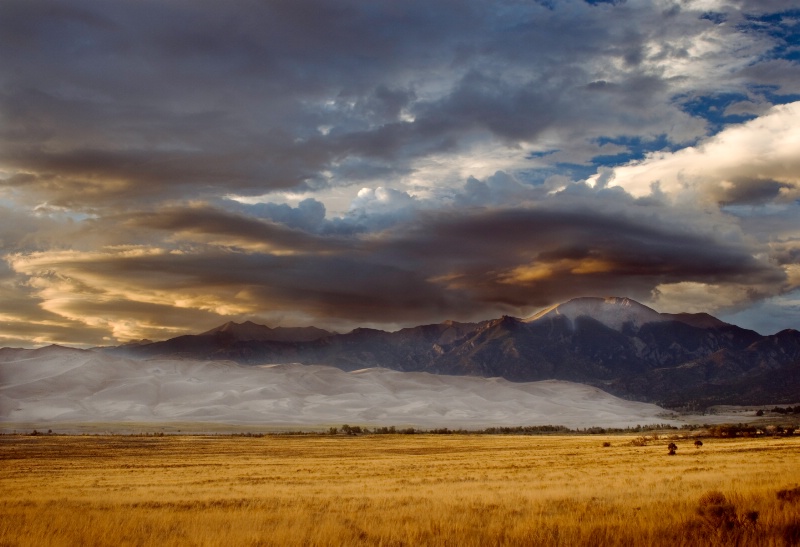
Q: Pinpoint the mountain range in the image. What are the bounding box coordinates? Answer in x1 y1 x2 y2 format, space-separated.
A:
106 297 800 408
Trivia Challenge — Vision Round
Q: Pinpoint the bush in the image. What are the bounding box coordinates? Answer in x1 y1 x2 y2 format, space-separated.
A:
602 441 611 447
695 491 759 534
777 486 800 503
697 491 737 530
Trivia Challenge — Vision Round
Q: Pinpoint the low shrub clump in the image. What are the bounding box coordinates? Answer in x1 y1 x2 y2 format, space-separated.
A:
686 490 761 544
696 491 742 530
777 486 800 504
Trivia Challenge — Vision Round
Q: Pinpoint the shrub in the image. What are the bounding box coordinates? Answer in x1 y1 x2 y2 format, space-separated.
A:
667 442 677 455
602 441 612 447
699 491 727 506
697 491 737 531
695 491 759 534
694 439 703 448
743 511 759 527
630 436 647 446
777 486 800 503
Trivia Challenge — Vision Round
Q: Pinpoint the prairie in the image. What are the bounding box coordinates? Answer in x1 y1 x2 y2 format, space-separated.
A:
0 433 798 546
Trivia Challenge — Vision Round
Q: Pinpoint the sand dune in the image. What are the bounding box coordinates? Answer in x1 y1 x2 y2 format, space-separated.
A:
0 346 676 429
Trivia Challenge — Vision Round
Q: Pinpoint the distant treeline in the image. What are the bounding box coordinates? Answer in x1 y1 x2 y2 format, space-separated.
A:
12 419 800 438
706 424 796 437
225 422 796 438
330 423 689 436
769 405 800 415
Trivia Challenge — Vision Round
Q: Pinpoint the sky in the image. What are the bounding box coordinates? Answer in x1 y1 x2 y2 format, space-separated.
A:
1 0 799 347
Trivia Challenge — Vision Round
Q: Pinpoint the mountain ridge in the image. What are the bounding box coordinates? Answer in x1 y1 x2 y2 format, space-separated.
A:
199 321 331 342
90 296 800 408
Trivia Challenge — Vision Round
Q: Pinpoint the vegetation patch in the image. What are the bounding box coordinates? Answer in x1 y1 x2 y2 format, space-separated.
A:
1 434 798 546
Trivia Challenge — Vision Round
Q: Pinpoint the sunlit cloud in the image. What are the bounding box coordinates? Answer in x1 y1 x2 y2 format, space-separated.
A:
604 102 800 204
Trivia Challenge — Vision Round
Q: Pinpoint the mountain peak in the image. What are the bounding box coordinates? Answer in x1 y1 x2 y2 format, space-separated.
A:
200 321 270 337
200 321 331 342
526 296 732 332
526 296 664 331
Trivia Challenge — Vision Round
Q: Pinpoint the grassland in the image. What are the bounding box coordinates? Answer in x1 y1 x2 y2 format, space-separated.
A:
1 433 799 546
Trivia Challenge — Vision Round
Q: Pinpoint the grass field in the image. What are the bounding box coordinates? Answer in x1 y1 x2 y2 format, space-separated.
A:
1 433 799 546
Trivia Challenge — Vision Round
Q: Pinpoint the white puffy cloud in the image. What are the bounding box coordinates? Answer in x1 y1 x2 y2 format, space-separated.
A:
603 102 800 205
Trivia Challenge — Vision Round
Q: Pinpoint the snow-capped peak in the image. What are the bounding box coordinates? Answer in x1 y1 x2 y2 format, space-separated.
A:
525 296 666 331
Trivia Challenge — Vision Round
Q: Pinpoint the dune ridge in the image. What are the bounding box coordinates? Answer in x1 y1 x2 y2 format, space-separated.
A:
0 347 678 429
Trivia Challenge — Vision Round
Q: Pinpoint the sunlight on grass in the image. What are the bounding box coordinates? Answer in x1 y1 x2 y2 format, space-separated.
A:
1 434 798 546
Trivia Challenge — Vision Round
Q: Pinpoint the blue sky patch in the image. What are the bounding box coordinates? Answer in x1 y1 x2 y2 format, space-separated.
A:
591 135 673 167
700 12 727 25
740 10 800 62
675 92 758 134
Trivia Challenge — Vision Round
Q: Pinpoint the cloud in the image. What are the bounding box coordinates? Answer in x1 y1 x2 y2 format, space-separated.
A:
388 199 781 308
230 198 328 233
602 102 800 205
7 183 783 342
454 172 540 207
1 0 790 211
718 287 800 335
7 245 473 339
1 1 798 344
122 203 349 254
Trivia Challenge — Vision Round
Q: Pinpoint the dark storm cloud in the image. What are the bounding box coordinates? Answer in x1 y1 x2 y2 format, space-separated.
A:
0 84 336 205
369 201 782 310
1 0 767 208
0 0 481 205
123 204 350 253
9 245 473 333
7 190 784 340
716 178 795 206
414 72 561 143
231 199 328 233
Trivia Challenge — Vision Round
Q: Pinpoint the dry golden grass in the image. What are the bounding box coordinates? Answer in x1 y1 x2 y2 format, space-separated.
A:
1 433 799 546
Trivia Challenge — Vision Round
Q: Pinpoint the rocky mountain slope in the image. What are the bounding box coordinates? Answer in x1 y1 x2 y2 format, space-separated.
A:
106 297 800 408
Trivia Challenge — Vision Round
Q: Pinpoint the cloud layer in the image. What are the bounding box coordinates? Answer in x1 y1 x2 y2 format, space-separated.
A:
1 0 798 345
